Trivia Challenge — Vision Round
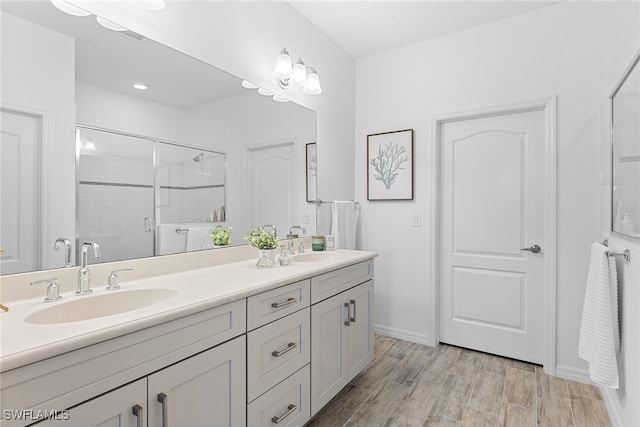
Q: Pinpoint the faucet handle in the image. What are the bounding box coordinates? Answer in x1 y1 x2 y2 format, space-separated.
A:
107 268 133 291
31 277 62 302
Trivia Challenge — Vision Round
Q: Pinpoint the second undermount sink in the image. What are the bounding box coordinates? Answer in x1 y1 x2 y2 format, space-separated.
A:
293 252 338 262
25 288 178 325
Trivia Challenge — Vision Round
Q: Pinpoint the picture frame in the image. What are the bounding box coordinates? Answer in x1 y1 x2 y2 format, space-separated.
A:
367 129 413 200
306 142 317 202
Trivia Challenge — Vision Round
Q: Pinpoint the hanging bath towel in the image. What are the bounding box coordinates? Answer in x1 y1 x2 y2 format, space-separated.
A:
578 242 620 388
332 201 357 250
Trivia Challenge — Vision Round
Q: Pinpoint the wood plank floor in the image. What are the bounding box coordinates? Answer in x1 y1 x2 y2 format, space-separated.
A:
307 335 611 427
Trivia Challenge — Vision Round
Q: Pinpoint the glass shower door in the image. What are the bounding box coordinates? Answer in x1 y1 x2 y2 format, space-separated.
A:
76 127 155 264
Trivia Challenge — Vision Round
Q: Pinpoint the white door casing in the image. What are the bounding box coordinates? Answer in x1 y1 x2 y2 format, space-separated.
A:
431 98 557 372
0 109 41 275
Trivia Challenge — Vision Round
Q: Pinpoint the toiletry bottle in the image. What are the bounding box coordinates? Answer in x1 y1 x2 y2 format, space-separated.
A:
621 213 635 234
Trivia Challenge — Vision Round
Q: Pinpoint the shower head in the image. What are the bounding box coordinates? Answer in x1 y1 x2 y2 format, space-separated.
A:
193 153 204 162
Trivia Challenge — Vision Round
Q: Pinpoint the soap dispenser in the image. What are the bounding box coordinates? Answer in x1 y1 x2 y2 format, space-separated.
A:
621 213 635 234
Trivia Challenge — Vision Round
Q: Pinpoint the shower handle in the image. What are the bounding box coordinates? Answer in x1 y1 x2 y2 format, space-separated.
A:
520 244 541 254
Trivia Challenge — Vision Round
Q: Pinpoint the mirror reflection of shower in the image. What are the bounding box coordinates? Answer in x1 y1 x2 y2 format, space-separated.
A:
193 152 211 176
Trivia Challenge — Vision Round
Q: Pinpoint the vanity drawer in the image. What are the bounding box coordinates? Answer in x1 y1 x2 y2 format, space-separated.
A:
311 260 373 304
247 365 310 427
247 279 310 330
247 308 310 402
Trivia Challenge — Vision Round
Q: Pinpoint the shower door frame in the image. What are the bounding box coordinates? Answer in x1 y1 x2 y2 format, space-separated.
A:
75 124 226 263
430 96 558 375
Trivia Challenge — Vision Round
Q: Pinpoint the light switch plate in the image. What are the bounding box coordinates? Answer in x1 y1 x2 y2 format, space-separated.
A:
411 212 421 227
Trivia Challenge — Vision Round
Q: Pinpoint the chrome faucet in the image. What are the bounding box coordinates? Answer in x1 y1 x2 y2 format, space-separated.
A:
262 224 278 238
77 242 101 296
288 225 307 252
54 238 72 267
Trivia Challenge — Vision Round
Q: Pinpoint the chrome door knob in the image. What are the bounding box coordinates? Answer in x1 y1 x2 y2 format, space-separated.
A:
520 244 541 254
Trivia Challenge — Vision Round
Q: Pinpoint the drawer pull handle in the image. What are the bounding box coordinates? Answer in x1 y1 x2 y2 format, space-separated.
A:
271 404 297 424
272 342 297 357
350 299 357 323
132 404 144 427
157 392 168 427
271 297 297 308
344 302 351 326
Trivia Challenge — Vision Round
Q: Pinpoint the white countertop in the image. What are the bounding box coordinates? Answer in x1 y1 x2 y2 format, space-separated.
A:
0 250 376 373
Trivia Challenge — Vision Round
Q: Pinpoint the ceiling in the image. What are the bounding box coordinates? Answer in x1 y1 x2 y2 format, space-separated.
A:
288 1 559 59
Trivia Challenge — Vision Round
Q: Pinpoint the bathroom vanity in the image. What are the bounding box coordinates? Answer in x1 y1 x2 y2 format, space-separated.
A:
0 250 376 427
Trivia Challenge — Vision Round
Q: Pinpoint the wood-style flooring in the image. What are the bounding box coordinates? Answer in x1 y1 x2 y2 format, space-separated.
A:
308 335 611 427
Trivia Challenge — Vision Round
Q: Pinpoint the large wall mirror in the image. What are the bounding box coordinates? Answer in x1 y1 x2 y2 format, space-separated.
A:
0 1 317 274
610 49 640 239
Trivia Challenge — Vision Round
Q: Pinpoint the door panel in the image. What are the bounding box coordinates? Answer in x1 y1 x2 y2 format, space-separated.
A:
248 143 296 237
0 110 40 274
440 110 545 364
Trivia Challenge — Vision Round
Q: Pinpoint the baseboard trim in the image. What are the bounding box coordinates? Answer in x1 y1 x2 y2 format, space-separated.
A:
600 387 624 427
554 365 592 383
374 324 434 347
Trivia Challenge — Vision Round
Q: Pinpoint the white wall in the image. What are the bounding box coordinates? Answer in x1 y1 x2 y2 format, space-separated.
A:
355 1 639 379
69 1 356 203
1 12 76 270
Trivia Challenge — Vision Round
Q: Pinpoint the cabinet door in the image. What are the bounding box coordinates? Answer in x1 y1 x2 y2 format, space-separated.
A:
148 336 246 427
36 379 146 427
348 280 375 380
310 292 349 416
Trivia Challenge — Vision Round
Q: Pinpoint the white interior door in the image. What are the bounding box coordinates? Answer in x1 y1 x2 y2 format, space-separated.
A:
439 109 545 364
248 142 296 237
0 109 41 274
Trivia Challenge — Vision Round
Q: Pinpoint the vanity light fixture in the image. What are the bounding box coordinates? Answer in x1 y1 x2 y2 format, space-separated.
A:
133 83 148 90
257 87 274 97
241 80 259 89
273 48 322 95
50 0 90 16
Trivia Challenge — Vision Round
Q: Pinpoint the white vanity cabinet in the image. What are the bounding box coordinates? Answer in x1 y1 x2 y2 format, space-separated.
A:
310 262 374 416
36 337 246 427
147 336 246 427
37 379 147 427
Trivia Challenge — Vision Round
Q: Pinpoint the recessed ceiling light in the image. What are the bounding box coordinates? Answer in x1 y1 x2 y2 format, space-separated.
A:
50 0 90 16
133 83 148 90
96 16 128 32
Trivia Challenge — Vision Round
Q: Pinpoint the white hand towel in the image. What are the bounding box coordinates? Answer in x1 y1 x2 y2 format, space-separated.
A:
578 242 620 388
186 226 212 252
332 201 356 250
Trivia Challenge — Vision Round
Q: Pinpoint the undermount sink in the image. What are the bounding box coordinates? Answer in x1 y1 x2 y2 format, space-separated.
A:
25 288 178 325
293 252 337 262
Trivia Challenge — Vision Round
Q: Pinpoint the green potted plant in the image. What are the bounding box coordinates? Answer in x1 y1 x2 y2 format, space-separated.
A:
244 227 280 264
210 225 233 247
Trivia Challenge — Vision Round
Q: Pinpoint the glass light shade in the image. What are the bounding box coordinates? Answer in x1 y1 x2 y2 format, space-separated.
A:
257 87 273 96
272 94 290 103
302 69 322 95
96 16 128 32
241 80 259 89
291 59 307 88
50 0 91 16
273 49 292 80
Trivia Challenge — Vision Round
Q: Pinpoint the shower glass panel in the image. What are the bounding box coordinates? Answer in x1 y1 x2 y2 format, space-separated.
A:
611 50 640 239
156 143 226 255
76 127 155 264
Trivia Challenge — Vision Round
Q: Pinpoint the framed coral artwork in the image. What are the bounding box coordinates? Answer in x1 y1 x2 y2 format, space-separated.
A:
367 129 413 200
